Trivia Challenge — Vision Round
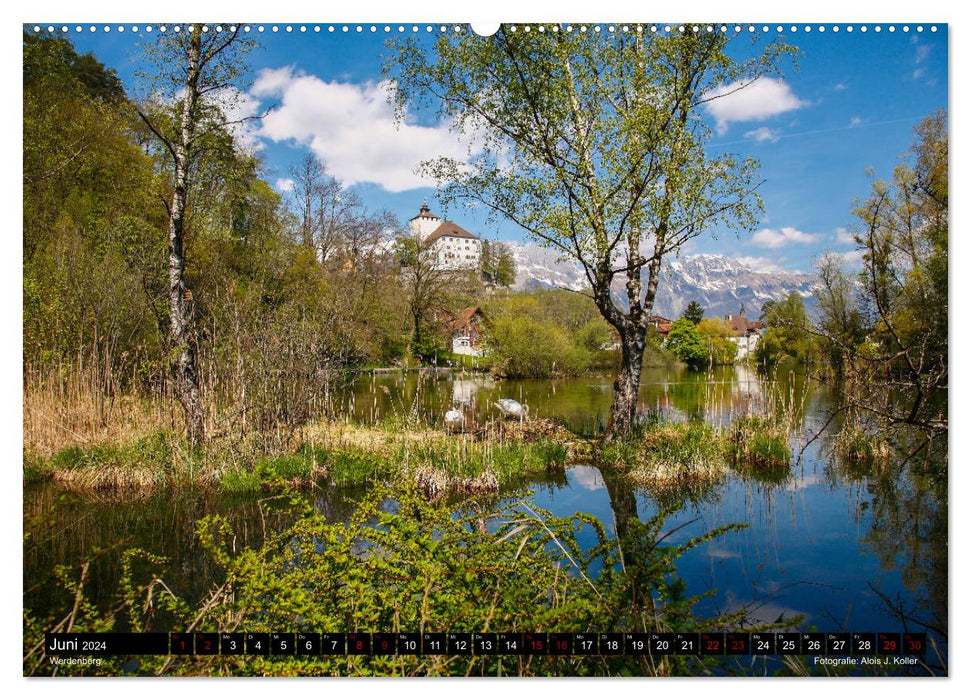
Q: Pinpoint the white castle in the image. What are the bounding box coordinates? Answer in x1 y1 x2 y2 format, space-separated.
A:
408 202 482 271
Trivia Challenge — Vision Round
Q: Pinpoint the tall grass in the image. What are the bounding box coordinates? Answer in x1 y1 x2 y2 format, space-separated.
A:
23 362 173 458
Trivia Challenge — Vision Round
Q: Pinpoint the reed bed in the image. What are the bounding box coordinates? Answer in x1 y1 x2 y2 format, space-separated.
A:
25 361 811 496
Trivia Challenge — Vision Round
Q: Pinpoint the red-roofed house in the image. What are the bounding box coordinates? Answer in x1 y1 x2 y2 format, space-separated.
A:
648 315 673 338
408 202 482 271
724 311 764 359
449 306 487 356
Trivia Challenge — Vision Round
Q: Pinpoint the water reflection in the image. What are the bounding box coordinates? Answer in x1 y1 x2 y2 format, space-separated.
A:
341 366 789 432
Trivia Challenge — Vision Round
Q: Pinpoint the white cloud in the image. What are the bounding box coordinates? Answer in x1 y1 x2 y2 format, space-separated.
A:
275 177 295 193
915 42 932 64
839 249 865 267
730 255 789 273
834 82 848 91
834 227 856 245
570 465 606 491
206 86 263 154
849 116 862 128
251 66 477 192
751 226 819 249
744 127 780 143
703 77 807 134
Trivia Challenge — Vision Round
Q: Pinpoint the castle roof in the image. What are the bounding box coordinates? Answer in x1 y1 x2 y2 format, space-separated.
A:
424 221 480 245
409 201 440 222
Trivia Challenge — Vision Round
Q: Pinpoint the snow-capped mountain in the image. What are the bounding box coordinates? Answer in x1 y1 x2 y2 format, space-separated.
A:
507 243 819 319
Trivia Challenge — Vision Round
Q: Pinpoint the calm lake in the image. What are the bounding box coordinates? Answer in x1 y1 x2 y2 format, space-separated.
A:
23 366 947 668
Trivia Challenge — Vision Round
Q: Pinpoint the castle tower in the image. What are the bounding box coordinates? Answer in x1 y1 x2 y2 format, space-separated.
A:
408 201 441 244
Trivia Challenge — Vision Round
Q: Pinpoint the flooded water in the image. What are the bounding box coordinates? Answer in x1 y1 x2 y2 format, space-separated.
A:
23 367 947 669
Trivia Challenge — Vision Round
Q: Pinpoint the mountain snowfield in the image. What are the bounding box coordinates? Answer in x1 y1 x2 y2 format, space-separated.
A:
505 242 819 320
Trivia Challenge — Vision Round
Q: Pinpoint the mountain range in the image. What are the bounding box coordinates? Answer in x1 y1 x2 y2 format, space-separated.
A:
505 242 819 320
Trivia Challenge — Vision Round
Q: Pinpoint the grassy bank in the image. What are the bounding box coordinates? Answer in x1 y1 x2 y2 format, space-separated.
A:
27 406 797 496
25 417 583 497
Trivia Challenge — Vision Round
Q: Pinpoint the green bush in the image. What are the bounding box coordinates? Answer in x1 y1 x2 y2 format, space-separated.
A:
25 485 760 676
729 416 790 468
483 290 614 378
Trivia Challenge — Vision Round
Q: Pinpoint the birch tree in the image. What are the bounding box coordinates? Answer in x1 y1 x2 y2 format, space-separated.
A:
138 24 255 445
389 26 793 436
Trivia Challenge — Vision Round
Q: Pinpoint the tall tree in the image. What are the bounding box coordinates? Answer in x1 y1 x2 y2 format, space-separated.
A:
755 291 811 366
682 300 705 325
290 152 325 250
138 24 255 445
389 27 792 436
839 111 947 440
481 239 517 287
397 236 458 356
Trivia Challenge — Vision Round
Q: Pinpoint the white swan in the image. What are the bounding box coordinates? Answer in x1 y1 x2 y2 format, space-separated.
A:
444 408 465 431
494 398 529 422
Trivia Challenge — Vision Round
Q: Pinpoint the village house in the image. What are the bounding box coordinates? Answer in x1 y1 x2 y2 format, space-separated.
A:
724 308 764 359
648 315 673 339
408 202 482 271
449 306 487 357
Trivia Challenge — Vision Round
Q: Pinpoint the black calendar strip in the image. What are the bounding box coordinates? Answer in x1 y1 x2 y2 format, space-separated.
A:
43 631 927 657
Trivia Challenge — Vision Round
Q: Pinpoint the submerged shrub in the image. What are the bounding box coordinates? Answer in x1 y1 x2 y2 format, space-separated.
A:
600 420 727 485
729 416 790 468
834 424 892 465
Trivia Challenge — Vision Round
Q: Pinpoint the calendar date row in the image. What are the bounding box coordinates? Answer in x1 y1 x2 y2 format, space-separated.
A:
47 631 926 658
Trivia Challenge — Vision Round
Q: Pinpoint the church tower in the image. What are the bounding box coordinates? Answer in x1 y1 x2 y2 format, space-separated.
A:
408 201 441 244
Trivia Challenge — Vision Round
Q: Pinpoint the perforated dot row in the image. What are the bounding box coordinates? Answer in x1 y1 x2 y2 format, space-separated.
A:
30 23 939 35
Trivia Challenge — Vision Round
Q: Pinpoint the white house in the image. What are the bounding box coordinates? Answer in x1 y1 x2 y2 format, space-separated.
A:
408 202 482 271
449 306 487 357
724 311 765 359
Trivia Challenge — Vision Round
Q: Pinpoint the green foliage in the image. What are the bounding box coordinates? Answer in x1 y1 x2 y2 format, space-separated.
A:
25 484 751 676
755 291 812 366
697 318 739 366
665 319 708 370
600 420 725 482
219 467 261 493
481 239 517 287
833 422 892 465
51 431 177 473
23 450 53 484
24 32 165 378
484 289 615 377
682 301 705 325
814 255 870 373
729 416 790 468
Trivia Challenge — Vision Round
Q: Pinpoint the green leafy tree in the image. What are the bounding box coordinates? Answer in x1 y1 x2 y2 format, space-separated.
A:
23 32 165 392
813 254 869 373
483 289 612 377
755 291 812 366
389 28 793 436
481 239 517 287
682 301 705 325
697 317 738 365
817 111 947 442
665 318 708 370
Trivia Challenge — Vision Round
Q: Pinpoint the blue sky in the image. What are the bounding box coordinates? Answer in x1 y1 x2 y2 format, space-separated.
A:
59 23 948 274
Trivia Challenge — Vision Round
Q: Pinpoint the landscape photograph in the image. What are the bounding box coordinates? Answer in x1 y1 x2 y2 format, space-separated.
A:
21 20 948 677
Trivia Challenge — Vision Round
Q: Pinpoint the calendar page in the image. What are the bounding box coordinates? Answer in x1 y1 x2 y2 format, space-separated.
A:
22 17 948 680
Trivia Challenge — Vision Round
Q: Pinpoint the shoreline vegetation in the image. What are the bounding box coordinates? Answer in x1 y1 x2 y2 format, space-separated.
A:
25 382 803 497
